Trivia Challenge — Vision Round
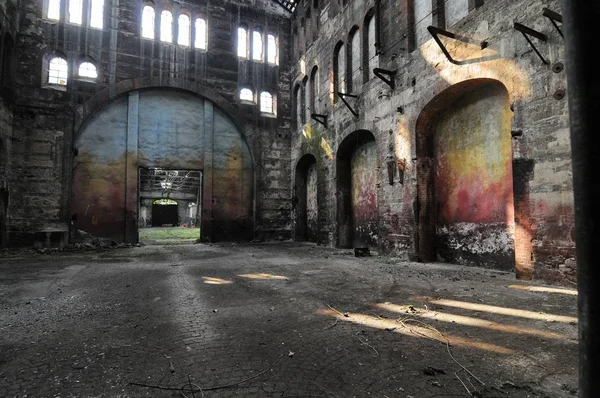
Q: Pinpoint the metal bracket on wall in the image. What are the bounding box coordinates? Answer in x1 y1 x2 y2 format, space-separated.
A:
337 92 359 117
311 113 328 128
514 22 549 64
542 7 563 39
373 68 397 89
427 25 488 65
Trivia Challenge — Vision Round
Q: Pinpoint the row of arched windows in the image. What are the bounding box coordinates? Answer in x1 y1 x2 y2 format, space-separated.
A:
141 6 207 49
46 56 98 86
239 88 276 115
45 0 105 29
237 26 278 65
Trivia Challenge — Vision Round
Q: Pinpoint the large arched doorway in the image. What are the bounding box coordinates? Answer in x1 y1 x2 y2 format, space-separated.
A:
294 154 318 242
72 89 254 243
0 137 7 248
416 79 515 270
337 130 378 250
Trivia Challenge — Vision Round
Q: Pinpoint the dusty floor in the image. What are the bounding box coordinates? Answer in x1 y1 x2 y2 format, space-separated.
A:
0 242 578 397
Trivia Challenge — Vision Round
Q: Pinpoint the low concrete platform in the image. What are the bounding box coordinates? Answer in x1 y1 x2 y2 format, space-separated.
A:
0 242 578 397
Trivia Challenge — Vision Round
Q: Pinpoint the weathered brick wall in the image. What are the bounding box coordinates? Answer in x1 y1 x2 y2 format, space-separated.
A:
290 0 574 283
4 0 293 245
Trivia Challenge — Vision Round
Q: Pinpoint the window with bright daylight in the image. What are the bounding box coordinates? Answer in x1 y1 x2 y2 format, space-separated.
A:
69 0 83 24
260 91 273 114
237 26 247 58
195 18 207 50
90 0 105 29
240 88 254 102
48 57 68 85
252 30 263 61
47 0 61 20
178 14 191 46
267 34 277 64
160 10 173 43
142 6 155 39
78 62 97 79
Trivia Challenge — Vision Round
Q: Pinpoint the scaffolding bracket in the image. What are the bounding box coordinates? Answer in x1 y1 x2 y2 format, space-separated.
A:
373 68 397 89
427 25 488 65
542 7 563 38
311 113 328 128
514 22 549 64
337 92 359 117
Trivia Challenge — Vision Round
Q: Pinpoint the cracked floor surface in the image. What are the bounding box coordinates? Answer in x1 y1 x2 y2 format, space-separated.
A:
0 242 578 397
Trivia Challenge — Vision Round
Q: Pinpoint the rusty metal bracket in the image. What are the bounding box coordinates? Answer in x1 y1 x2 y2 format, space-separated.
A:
373 68 397 89
337 92 359 117
427 25 488 65
311 113 328 128
543 7 563 39
514 22 549 64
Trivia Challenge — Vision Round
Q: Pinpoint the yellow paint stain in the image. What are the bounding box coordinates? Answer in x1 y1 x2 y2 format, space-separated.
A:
302 124 313 140
320 138 334 160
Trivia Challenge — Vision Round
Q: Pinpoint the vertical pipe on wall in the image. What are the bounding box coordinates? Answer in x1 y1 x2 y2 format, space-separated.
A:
563 1 600 397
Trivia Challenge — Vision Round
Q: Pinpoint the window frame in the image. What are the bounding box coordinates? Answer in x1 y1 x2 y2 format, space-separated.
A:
160 9 174 43
68 0 84 25
237 25 249 58
260 90 275 116
89 0 105 29
141 5 156 40
77 61 98 81
194 17 208 50
45 0 61 21
251 29 264 62
178 13 191 46
267 33 278 65
239 87 255 104
45 55 69 89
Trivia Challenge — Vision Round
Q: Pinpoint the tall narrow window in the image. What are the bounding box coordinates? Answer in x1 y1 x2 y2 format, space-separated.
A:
90 0 104 28
252 30 263 61
237 26 248 58
240 88 254 102
141 6 155 39
310 66 319 114
333 41 346 103
178 14 191 46
349 27 361 92
160 10 173 43
267 34 278 64
69 0 83 24
78 62 97 79
48 57 68 85
47 0 61 20
260 91 274 114
195 18 207 49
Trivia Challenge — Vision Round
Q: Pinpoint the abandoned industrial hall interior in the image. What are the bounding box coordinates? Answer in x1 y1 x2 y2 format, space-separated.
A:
0 0 583 397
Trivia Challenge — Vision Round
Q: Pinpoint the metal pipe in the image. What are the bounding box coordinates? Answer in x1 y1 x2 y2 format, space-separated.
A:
563 1 600 396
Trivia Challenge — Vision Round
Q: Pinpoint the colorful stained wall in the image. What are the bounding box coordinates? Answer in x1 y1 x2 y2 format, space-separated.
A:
351 140 378 249
72 89 254 243
294 154 318 242
306 163 318 242
433 83 515 269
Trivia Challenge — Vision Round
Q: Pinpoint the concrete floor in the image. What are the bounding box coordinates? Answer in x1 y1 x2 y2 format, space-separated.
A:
0 242 578 397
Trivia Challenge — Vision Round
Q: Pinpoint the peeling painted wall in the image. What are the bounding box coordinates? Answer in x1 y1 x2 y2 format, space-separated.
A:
306 162 318 241
433 82 515 269
73 89 253 242
351 139 378 248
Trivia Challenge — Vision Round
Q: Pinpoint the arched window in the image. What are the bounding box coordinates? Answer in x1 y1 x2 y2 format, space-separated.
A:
69 0 83 24
47 0 61 20
252 30 263 61
364 12 378 83
348 27 361 93
160 10 173 43
195 18 207 49
178 14 191 46
78 62 97 79
141 6 155 39
333 41 345 103
240 88 254 102
260 91 274 114
267 34 278 65
310 66 319 114
237 26 248 58
90 0 105 29
303 77 309 123
48 57 68 85
294 84 302 128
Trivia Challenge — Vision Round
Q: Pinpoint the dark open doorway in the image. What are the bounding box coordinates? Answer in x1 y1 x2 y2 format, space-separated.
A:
138 168 202 244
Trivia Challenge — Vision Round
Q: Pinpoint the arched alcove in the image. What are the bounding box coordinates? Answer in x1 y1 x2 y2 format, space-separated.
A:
336 130 378 249
294 154 318 242
72 88 254 243
415 79 515 270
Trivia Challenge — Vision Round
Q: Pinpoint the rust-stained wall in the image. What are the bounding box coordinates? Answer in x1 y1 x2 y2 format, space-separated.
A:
351 139 377 248
73 89 253 242
426 81 515 269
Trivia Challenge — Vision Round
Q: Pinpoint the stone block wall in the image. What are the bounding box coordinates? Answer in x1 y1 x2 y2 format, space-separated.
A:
290 0 574 283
